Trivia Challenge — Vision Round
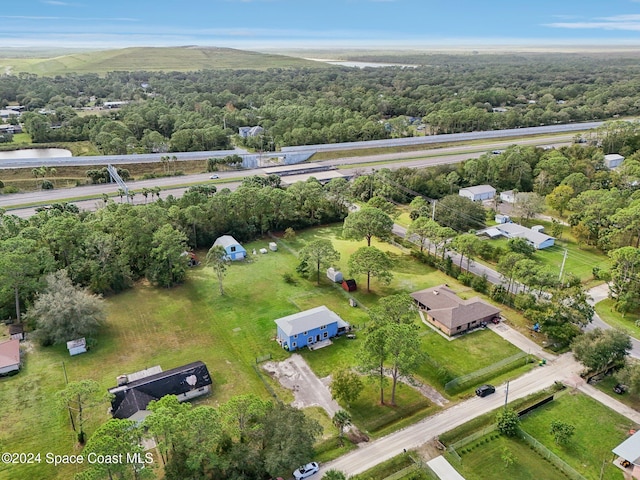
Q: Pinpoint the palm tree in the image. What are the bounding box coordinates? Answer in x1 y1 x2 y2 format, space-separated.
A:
332 410 352 446
117 188 125 203
322 470 347 480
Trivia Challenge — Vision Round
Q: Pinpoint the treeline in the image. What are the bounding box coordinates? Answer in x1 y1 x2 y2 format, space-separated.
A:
6 53 640 152
0 177 349 321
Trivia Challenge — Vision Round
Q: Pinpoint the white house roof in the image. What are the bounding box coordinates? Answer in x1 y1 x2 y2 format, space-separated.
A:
275 306 349 336
495 223 553 246
213 235 242 249
459 185 496 195
66 338 86 349
478 227 504 238
0 339 20 369
613 430 640 464
605 153 624 162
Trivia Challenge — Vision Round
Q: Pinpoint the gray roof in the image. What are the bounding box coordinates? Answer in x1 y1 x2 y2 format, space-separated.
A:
275 306 349 336
495 223 553 246
213 235 242 249
613 431 640 464
459 185 496 195
411 285 501 330
605 153 624 162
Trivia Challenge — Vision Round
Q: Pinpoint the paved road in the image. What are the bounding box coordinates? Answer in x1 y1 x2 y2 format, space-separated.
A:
319 353 581 477
1 135 572 215
281 122 602 153
585 284 640 359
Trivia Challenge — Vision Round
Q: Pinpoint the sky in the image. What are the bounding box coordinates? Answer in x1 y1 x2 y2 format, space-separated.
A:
3 0 640 50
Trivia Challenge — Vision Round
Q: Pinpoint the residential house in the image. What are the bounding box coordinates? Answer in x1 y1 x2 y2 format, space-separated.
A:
108 361 212 421
500 190 517 203
494 222 555 250
458 185 496 202
613 430 640 479
604 153 624 169
213 235 247 261
238 126 264 138
0 339 20 375
411 285 501 336
275 306 350 352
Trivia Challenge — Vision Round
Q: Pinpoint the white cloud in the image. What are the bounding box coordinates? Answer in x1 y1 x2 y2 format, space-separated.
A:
0 15 137 22
546 12 640 31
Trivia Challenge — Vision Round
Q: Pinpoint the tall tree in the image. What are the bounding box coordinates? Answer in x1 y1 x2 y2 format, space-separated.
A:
56 379 111 445
572 328 631 375
369 294 417 326
0 236 54 323
206 244 228 296
608 247 640 314
546 185 574 217
332 410 352 446
358 326 389 405
348 246 393 293
406 216 437 253
298 239 340 285
147 224 189 288
27 270 106 346
145 395 192 466
386 322 423 406
342 207 393 246
434 195 486 232
451 233 480 270
514 192 545 224
330 369 364 407
76 419 153 480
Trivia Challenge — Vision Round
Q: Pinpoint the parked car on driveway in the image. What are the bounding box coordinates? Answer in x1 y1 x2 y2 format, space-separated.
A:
614 384 627 394
475 384 496 397
293 462 319 479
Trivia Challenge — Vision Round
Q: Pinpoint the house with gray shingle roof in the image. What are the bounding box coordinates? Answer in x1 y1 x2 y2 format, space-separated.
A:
411 285 500 336
275 306 350 351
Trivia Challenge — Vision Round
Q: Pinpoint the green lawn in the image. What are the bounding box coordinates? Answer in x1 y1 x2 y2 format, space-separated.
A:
449 434 572 480
0 224 540 480
595 299 640 337
448 392 631 480
519 392 633 480
482 234 609 283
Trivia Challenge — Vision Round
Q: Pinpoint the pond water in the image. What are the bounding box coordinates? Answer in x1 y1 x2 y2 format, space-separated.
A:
0 148 72 160
305 58 418 68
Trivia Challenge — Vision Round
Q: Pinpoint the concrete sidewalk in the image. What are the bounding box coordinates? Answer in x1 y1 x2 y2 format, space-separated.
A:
488 321 556 362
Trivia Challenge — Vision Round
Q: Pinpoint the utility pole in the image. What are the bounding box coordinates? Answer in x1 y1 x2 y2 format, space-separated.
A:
558 248 568 281
62 362 76 432
504 380 510 409
431 200 437 221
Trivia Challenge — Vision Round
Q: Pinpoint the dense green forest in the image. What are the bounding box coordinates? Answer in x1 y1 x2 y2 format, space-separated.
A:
4 53 640 153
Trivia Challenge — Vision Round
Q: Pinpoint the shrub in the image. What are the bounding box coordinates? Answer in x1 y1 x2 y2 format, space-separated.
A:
4 185 19 193
41 180 54 190
282 272 296 284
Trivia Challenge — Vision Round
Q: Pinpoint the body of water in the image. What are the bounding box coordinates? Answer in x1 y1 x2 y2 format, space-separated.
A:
305 58 417 68
0 148 72 160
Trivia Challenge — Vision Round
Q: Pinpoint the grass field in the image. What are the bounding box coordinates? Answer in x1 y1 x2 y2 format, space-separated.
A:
0 223 540 480
595 299 640 337
519 391 632 480
0 46 325 76
449 391 632 480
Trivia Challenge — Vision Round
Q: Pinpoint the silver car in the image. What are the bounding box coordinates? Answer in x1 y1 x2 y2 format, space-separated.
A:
293 462 319 479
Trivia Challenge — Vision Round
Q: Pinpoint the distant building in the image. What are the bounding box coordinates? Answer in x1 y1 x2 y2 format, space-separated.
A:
213 235 246 261
103 101 129 109
500 190 517 203
459 185 496 202
604 153 624 169
238 126 264 138
491 222 555 250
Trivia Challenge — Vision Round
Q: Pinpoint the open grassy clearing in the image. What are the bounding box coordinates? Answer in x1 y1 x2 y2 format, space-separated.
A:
448 433 575 480
519 391 632 480
0 46 325 76
594 299 640 337
1 224 537 479
447 391 631 480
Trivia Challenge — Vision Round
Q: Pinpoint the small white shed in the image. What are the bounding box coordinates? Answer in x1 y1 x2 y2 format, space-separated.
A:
327 267 344 283
495 214 510 224
269 242 278 251
604 153 624 169
67 338 87 356
531 225 545 233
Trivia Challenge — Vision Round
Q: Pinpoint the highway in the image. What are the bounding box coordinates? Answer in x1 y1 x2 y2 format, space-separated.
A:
0 122 595 169
0 133 574 215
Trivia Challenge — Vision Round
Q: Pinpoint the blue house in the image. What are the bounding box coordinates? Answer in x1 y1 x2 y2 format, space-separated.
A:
213 235 246 261
275 306 350 351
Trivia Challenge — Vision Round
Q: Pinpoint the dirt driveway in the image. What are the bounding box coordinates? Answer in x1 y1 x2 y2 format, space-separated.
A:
263 353 341 417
